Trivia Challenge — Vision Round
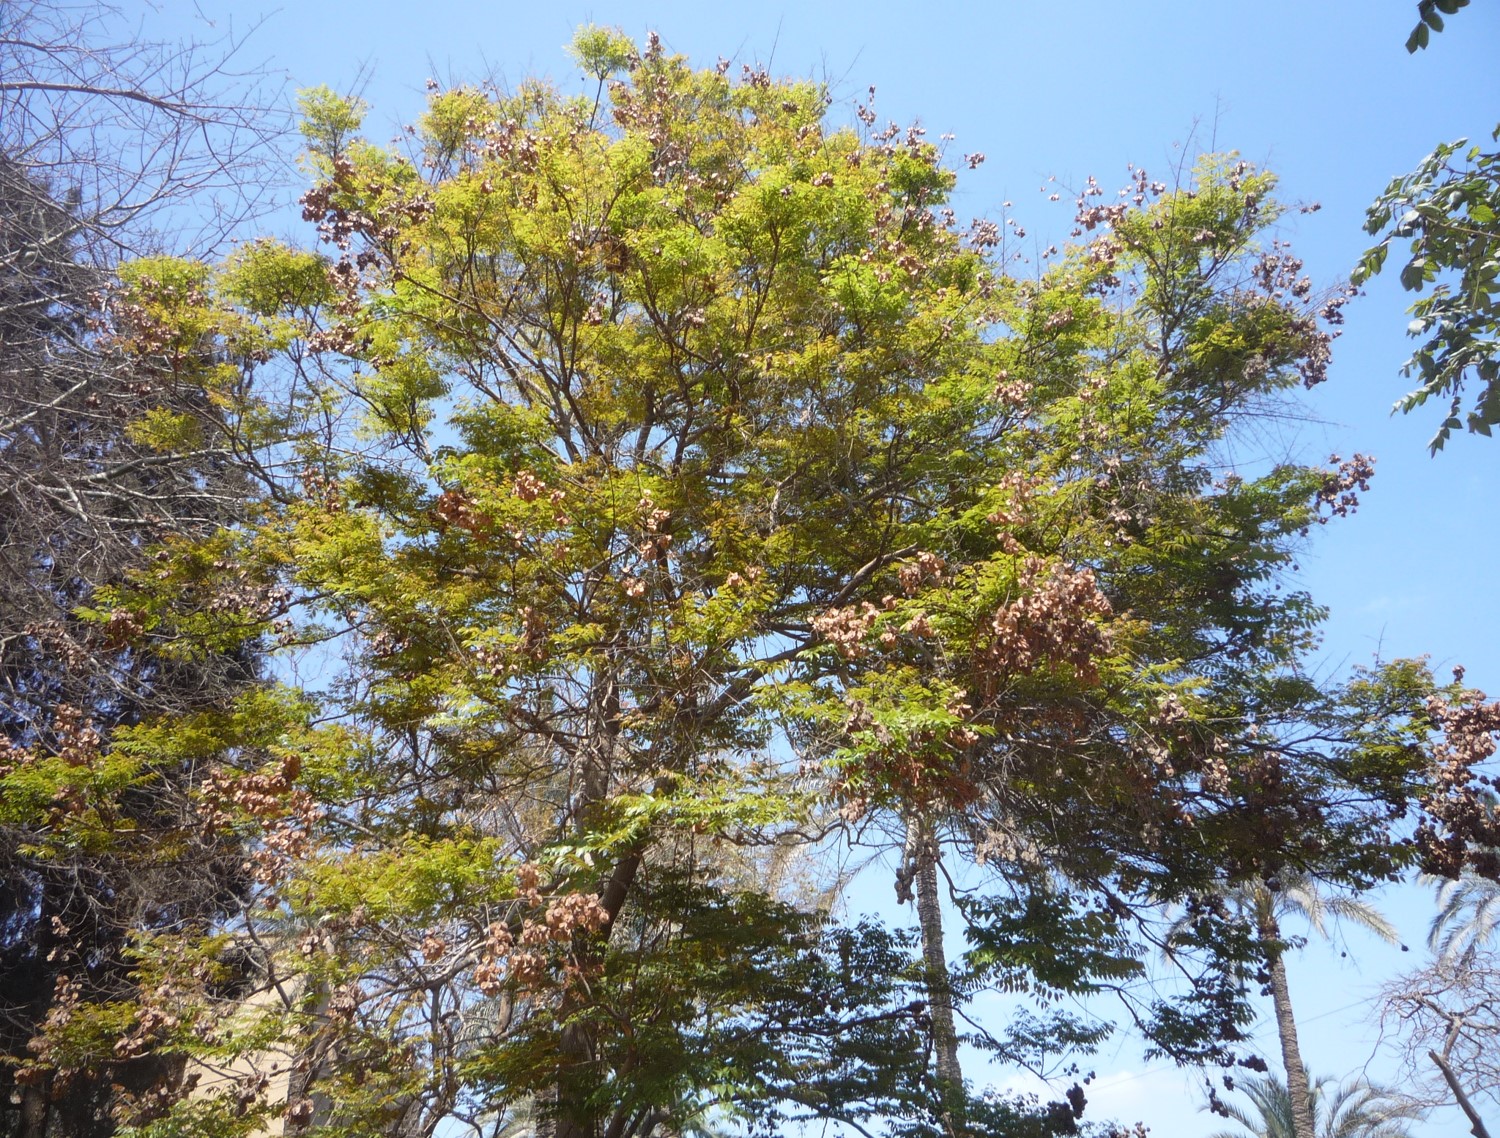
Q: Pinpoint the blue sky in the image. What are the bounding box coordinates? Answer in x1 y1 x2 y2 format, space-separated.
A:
149 1 1498 1134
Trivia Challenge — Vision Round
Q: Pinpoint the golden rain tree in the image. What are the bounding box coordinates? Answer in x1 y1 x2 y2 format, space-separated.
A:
31 27 1500 1138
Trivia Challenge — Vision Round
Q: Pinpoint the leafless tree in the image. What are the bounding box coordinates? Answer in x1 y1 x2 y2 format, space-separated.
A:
1 0 289 257
1377 951 1499 1138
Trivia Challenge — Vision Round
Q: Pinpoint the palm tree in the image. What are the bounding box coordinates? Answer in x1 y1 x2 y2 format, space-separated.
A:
1424 794 1500 969
1428 871 1500 966
1206 1072 1424 1138
1172 873 1396 1138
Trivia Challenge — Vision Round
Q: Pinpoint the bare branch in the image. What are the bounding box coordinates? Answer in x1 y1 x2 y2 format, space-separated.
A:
1377 952 1500 1121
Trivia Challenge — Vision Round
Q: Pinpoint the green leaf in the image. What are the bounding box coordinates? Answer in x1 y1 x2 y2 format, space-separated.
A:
568 25 635 80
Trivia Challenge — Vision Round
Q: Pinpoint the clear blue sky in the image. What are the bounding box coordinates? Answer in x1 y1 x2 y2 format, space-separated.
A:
152 1 1499 1134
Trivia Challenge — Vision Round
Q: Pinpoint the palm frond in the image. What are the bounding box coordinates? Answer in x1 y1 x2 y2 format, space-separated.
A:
1201 1071 1423 1138
1427 871 1500 967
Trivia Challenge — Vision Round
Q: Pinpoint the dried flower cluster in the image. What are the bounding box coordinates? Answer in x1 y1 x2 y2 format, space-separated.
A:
984 557 1113 682
471 890 611 997
1417 687 1500 879
1314 453 1376 520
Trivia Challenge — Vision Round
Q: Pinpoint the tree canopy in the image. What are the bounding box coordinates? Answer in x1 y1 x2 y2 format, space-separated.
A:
0 67 283 1138
4 23 1499 1138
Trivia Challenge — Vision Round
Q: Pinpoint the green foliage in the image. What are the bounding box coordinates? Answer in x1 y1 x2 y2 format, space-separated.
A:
52 31 1484 1138
298 85 367 159
1406 0 1470 52
218 239 333 317
123 406 205 452
1354 126 1500 450
963 891 1147 999
568 25 636 80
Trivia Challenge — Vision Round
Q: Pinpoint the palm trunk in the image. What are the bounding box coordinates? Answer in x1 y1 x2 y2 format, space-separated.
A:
908 814 962 1123
1258 911 1316 1138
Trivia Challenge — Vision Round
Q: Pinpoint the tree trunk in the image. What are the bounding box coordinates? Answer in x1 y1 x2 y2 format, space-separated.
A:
553 845 643 1138
18 1081 48 1138
286 977 336 1135
1259 911 1316 1138
908 814 962 1126
553 1028 594 1138
1429 1049 1493 1138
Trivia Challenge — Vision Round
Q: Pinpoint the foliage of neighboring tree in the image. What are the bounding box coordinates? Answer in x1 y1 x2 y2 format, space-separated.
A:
1353 0 1496 452
12 26 1500 1138
1205 1072 1423 1138
1404 0 1471 53
1353 127 1500 451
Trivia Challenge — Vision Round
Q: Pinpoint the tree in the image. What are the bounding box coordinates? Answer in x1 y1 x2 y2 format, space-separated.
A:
0 171 310 1138
1377 693 1500 1138
0 6 292 1134
1206 1072 1423 1138
0 155 219 1138
1378 953 1499 1138
1171 874 1394 1138
68 30 1490 1138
